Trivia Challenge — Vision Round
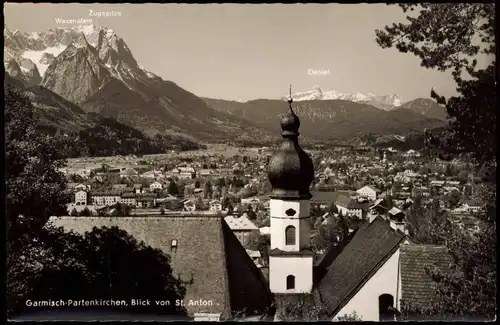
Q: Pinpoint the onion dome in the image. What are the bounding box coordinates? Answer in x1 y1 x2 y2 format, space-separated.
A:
267 86 314 200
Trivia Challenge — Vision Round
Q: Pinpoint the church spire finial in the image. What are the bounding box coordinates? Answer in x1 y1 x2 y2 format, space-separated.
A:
287 84 294 114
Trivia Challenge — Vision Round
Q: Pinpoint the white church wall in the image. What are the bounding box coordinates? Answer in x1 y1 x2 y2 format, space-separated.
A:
270 199 310 219
269 256 313 293
332 248 401 322
270 199 310 251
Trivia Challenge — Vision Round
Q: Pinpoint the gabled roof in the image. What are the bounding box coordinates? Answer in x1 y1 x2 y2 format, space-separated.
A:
315 216 406 317
388 207 404 216
47 215 272 319
224 215 258 231
399 245 454 307
358 185 381 193
334 194 352 208
370 198 385 209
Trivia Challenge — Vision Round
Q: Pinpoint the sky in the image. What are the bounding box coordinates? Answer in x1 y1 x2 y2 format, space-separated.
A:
3 3 486 102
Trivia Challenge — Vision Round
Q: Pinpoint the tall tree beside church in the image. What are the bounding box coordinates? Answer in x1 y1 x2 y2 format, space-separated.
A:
376 3 496 167
376 3 496 319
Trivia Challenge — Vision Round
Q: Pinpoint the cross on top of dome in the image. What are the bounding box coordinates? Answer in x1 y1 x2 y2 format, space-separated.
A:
281 85 300 137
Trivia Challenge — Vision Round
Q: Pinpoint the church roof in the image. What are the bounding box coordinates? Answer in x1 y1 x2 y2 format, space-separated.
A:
399 245 453 308
314 216 406 317
267 87 314 200
47 215 272 320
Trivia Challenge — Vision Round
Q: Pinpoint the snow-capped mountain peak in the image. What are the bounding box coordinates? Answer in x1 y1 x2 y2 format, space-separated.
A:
74 24 97 36
4 24 164 100
284 87 406 110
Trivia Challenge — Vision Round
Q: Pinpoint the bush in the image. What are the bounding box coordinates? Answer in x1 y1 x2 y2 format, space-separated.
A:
336 311 362 321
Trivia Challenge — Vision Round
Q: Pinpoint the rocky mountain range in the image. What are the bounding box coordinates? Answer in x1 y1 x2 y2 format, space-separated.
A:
4 24 448 148
202 97 446 144
283 86 406 110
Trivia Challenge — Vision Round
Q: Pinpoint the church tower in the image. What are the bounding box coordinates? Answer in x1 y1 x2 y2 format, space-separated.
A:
267 86 315 294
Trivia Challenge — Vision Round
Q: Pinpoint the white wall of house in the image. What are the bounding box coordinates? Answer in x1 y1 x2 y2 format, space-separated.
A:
336 206 363 219
75 191 87 205
150 182 162 191
269 256 313 293
210 203 222 212
356 187 377 201
92 195 121 206
332 248 401 322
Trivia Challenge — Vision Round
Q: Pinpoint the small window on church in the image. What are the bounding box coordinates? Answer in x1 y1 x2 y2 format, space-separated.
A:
285 226 296 245
285 208 296 216
286 275 295 290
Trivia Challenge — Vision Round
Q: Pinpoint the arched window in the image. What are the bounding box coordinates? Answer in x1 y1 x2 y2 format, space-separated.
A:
379 294 395 321
286 275 295 290
285 226 296 245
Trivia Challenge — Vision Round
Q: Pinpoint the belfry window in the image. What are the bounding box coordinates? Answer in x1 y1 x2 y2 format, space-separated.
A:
286 275 295 290
285 226 296 245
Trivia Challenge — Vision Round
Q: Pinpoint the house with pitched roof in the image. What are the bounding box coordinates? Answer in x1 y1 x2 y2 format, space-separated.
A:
224 215 259 247
74 190 88 206
48 214 272 321
335 194 369 219
356 185 382 201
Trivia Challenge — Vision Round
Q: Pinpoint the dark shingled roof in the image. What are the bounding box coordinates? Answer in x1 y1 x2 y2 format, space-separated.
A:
399 245 453 307
315 216 406 316
47 215 272 320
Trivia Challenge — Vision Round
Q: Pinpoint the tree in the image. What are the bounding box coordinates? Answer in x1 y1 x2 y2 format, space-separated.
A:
337 311 363 321
8 225 187 317
376 4 496 319
5 85 69 247
447 189 462 209
167 180 179 196
80 207 92 216
203 181 213 199
376 3 496 165
113 203 131 217
194 180 201 189
274 294 329 321
246 206 257 220
217 177 226 188
70 208 79 217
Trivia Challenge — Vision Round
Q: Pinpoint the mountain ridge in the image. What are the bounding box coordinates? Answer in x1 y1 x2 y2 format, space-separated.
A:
5 24 447 147
283 86 406 110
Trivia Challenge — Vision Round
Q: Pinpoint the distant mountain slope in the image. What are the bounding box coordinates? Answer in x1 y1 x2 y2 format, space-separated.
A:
4 24 275 145
398 98 448 121
203 97 446 142
4 76 203 156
